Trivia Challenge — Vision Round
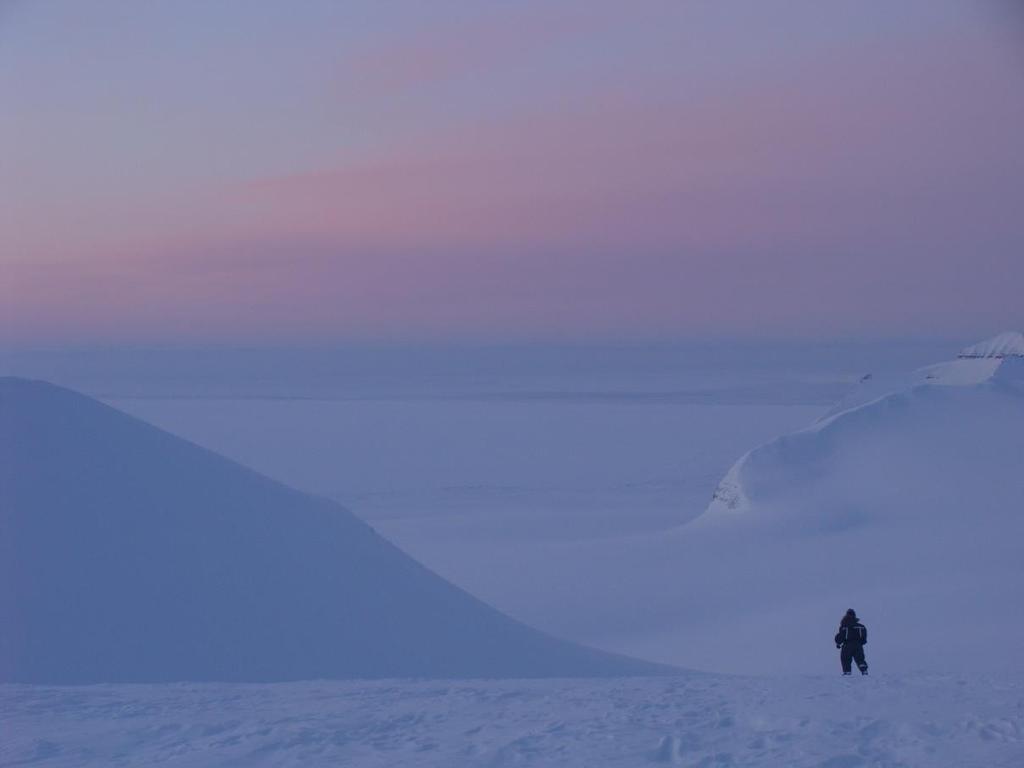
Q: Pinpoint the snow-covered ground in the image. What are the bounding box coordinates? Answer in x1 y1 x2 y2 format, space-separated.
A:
97 338 1024 676
107 397 821 651
2 378 662 683
3 340 1018 765
3 673 1022 767
76 345 856 664
676 338 1024 674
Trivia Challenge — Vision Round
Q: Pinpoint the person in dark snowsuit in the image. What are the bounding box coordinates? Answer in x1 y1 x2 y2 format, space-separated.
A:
834 609 868 675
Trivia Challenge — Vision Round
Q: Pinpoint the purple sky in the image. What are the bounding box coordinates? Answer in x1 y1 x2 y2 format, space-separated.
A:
2 0 1023 344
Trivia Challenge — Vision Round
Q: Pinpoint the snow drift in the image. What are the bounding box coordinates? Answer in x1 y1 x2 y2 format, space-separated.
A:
0 378 666 683
671 334 1024 673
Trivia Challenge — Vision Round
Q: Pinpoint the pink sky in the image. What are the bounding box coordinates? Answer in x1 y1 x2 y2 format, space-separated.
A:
2 1 1022 343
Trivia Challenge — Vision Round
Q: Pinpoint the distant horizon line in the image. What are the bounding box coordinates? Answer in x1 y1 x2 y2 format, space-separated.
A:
0 333 1000 354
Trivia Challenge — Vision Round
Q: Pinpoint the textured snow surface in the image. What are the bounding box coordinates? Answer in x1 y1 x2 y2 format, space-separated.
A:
3 674 1022 767
958 330 1024 359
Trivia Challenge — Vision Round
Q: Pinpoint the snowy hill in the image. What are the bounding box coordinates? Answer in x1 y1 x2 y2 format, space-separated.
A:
0 378 665 683
672 334 1024 674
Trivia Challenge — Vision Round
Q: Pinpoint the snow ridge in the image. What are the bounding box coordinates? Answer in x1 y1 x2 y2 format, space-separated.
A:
684 336 1024 673
708 332 1024 522
958 330 1024 359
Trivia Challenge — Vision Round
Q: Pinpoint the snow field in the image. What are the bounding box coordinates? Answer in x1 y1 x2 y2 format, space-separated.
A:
3 673 1022 767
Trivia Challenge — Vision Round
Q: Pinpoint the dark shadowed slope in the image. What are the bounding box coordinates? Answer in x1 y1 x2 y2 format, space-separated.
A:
0 378 668 683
